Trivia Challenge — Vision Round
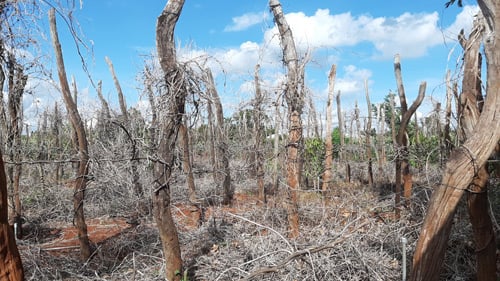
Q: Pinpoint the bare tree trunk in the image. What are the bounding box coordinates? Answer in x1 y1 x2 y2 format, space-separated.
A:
179 122 196 202
376 104 386 180
456 16 496 281
336 91 349 182
6 53 26 239
105 56 128 122
254 64 265 202
154 1 186 279
321 65 336 197
205 68 232 205
393 54 425 214
270 0 303 238
49 8 91 261
410 2 500 279
0 149 24 281
272 99 282 195
443 71 453 156
364 79 373 186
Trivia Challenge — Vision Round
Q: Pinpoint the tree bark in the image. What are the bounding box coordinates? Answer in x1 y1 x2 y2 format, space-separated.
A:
321 65 336 197
155 1 185 279
0 149 24 281
269 0 303 238
457 15 496 281
393 54 425 213
410 2 500 279
49 8 91 261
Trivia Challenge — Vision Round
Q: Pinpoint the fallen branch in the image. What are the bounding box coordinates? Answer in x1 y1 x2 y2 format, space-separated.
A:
241 220 371 281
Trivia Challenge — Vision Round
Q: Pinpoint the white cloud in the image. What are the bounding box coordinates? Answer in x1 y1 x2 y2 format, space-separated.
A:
262 7 477 60
334 65 372 95
443 5 480 41
224 12 268 32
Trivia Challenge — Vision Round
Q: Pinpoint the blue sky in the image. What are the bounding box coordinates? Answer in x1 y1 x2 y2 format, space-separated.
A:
24 0 478 126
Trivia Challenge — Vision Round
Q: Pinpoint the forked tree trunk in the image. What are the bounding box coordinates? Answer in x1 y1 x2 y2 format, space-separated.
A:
270 0 303 238
410 1 500 279
155 1 185 280
393 54 425 214
105 56 128 122
205 68 232 205
253 64 265 202
456 15 496 281
321 65 336 197
49 8 91 261
0 149 24 281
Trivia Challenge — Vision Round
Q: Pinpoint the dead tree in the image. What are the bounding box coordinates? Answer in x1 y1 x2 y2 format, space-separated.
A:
0 149 24 281
393 54 425 215
456 15 496 281
5 53 26 239
154 1 185 279
364 79 374 186
105 56 128 122
49 8 91 261
253 64 265 202
321 65 336 197
269 0 304 238
410 2 500 280
205 68 232 204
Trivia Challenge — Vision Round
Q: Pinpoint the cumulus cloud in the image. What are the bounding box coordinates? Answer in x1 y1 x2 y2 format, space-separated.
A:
224 12 268 32
262 7 477 60
336 65 372 94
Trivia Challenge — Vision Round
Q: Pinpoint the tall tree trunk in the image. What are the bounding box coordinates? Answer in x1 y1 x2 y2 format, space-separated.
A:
49 8 91 261
254 64 265 202
205 69 232 204
270 0 304 238
6 53 26 239
410 2 500 279
321 65 336 197
393 54 425 214
105 56 128 122
364 79 373 186
0 149 24 281
155 1 185 279
456 15 496 281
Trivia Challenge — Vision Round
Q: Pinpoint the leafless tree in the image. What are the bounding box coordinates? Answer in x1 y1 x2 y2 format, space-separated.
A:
154 1 185 279
393 54 425 215
321 65 336 197
49 8 92 261
269 0 304 238
410 1 500 279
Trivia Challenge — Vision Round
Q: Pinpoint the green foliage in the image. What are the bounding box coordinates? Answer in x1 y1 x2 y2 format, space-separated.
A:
303 137 325 182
